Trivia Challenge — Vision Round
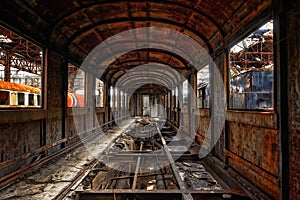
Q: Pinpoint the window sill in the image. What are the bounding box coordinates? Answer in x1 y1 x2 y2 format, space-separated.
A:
66 108 89 116
226 110 277 129
0 109 47 125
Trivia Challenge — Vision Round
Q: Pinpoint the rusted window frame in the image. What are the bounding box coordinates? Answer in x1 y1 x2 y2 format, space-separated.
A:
227 19 274 112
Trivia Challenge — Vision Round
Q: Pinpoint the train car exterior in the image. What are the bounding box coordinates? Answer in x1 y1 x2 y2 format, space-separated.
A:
0 81 85 108
67 93 84 107
0 81 41 107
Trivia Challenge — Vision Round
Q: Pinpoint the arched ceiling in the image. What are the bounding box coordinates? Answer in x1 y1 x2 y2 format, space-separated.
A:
104 48 194 83
0 0 272 92
114 63 184 93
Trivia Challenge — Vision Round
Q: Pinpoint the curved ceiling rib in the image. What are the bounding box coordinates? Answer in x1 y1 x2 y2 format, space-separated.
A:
115 74 174 91
49 0 225 38
102 48 195 84
0 0 272 91
0 0 272 64
109 48 192 69
79 26 211 84
132 83 169 94
108 66 182 87
65 17 213 54
112 63 185 85
83 39 205 69
113 63 185 92
105 61 192 81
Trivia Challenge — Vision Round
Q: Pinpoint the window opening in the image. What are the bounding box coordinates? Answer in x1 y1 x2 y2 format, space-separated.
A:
67 63 85 108
229 21 273 110
0 26 43 108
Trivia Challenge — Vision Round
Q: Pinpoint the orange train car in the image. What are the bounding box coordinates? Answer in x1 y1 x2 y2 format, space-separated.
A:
67 93 84 107
0 80 84 107
0 80 41 107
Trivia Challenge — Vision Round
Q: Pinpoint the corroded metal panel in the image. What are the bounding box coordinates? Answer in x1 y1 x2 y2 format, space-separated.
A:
0 110 46 125
180 107 188 127
45 52 64 153
226 111 277 129
227 122 278 175
226 111 279 199
195 109 210 145
287 0 300 199
0 121 41 177
226 150 279 199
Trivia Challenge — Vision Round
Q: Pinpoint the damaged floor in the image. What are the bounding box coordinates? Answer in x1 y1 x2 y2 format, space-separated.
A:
0 120 133 200
0 118 250 200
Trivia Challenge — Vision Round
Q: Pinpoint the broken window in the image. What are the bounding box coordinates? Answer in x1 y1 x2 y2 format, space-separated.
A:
168 92 171 108
120 91 123 108
170 88 177 108
95 78 104 107
0 26 43 108
164 94 168 112
171 89 175 108
67 63 85 108
143 95 150 116
197 65 210 109
175 87 178 108
229 21 273 110
114 88 118 108
124 93 127 108
182 80 188 106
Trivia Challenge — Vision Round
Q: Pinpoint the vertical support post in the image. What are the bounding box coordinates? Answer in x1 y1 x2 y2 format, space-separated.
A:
134 94 137 117
117 89 121 122
178 83 183 128
86 73 96 129
274 0 289 199
188 72 195 138
224 49 229 166
106 82 111 124
61 58 68 148
4 51 10 82
209 58 215 154
166 93 169 120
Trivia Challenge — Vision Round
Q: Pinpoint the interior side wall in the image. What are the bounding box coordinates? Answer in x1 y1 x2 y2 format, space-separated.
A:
194 51 280 199
0 50 116 180
223 42 279 199
286 0 300 198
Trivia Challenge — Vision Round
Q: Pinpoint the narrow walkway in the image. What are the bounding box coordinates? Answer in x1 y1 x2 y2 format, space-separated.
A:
0 120 133 200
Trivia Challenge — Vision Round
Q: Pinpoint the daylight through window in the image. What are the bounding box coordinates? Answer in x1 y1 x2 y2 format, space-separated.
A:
229 21 273 110
0 26 43 108
67 64 85 108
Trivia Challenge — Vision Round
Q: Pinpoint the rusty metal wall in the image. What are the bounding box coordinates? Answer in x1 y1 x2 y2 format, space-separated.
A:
45 51 64 154
65 115 80 145
180 107 189 134
195 109 210 145
286 0 300 199
193 53 280 198
0 121 41 177
65 110 87 138
96 109 105 125
225 112 279 198
0 51 65 177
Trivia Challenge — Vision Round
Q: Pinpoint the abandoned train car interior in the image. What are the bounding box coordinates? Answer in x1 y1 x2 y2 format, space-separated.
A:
0 0 299 200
